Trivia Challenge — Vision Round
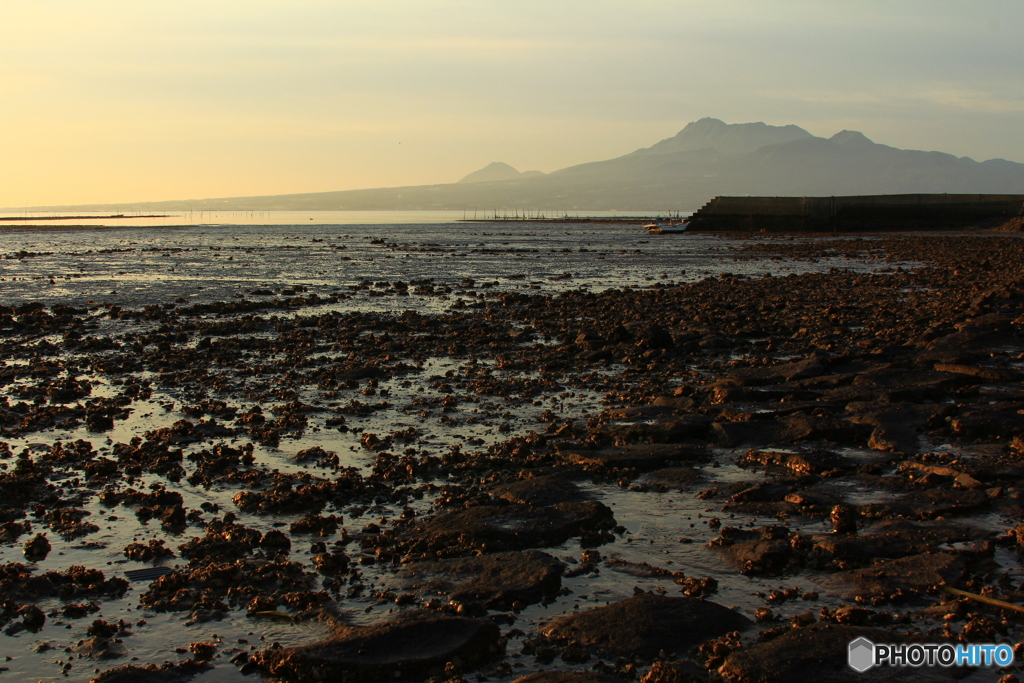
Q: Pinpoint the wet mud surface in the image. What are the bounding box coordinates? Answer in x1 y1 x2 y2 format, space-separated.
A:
0 226 1023 683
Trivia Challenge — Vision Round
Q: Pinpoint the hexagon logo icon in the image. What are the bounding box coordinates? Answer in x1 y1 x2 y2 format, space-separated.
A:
848 637 875 672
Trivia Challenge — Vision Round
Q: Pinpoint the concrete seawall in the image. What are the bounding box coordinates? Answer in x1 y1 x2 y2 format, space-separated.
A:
687 194 1024 232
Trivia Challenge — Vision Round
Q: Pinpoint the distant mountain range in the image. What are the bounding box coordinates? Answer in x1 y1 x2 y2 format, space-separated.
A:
458 161 545 184
19 118 1024 212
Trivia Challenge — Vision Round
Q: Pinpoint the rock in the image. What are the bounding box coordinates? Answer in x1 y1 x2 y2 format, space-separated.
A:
582 348 614 362
396 502 616 556
19 604 45 631
712 526 798 576
897 461 983 489
951 408 1024 441
934 363 1023 382
957 310 1020 334
178 523 262 562
845 403 945 455
849 368 973 402
290 514 341 536
649 395 698 412
542 595 750 659
251 611 502 682
634 324 674 349
608 324 633 343
260 529 292 554
708 420 785 447
829 505 858 534
820 552 967 600
784 490 842 509
23 532 51 561
76 636 126 659
159 504 186 528
294 445 336 463
718 624 956 682
859 488 989 520
604 557 673 578
188 641 218 659
600 405 678 421
575 332 605 346
87 619 122 638
602 396 696 421
338 365 388 381
511 674 622 683
723 481 842 517
636 467 703 491
86 412 115 432
739 448 851 475
780 414 870 444
707 382 824 405
724 358 826 386
916 330 998 364
491 472 588 506
809 520 973 567
594 415 712 445
88 660 211 683
729 482 796 503
561 444 707 471
123 539 175 562
312 552 351 575
395 550 564 609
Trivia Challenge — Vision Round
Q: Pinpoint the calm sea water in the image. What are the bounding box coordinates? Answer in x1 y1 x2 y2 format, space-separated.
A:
0 212 911 683
0 211 878 311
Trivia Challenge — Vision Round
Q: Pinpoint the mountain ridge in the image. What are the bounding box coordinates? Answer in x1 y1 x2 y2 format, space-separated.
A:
635 117 814 157
458 162 545 184
11 118 1024 212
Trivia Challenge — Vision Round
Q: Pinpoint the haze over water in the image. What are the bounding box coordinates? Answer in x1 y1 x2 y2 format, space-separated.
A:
0 215 891 312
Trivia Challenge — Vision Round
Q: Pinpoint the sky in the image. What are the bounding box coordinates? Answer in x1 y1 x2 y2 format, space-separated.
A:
2 0 1022 207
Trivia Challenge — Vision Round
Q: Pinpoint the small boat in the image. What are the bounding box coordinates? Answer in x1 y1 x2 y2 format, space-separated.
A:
644 221 688 234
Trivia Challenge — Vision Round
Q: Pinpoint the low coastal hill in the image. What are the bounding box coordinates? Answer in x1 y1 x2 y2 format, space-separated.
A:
458 162 545 184
16 118 1024 212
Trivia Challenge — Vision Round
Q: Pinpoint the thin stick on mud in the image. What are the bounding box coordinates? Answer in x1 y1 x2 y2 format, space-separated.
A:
941 586 1024 615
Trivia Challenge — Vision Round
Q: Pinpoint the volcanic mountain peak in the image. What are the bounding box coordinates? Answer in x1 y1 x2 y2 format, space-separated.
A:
640 117 814 157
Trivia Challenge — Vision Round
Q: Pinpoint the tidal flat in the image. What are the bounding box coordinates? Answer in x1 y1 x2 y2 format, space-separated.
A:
0 224 1022 683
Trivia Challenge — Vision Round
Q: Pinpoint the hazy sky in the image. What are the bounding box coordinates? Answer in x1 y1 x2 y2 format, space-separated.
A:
2 0 1022 207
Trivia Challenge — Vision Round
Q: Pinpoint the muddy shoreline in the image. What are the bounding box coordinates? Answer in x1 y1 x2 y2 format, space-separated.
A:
1 232 1022 683
0 224 192 234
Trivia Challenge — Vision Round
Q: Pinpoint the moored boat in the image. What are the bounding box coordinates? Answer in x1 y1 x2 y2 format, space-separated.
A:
644 221 688 234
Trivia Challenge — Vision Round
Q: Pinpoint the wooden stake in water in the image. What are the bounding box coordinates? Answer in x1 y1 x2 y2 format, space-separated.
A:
941 586 1024 615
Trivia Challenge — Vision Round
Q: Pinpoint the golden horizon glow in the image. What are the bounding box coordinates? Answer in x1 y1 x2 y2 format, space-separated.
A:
2 0 1022 207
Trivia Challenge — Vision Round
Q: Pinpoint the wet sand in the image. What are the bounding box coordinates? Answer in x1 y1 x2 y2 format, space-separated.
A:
1 232 1022 683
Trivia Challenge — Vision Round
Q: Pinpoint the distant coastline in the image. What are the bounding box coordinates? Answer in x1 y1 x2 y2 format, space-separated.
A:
0 214 169 221
0 223 188 234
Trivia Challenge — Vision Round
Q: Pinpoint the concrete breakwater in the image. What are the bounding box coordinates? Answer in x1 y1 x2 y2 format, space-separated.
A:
688 193 1024 232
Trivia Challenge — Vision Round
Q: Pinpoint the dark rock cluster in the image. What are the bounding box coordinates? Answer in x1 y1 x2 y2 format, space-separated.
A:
0 234 1021 682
